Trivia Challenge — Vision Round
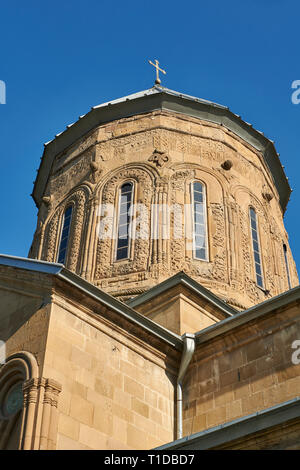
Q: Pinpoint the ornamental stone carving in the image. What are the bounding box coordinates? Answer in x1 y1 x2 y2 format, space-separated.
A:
94 166 154 283
42 187 89 271
148 149 169 167
29 109 298 308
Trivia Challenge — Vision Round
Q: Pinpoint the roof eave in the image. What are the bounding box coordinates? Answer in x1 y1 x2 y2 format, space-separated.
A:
127 271 238 318
32 88 291 212
0 254 183 351
195 284 300 345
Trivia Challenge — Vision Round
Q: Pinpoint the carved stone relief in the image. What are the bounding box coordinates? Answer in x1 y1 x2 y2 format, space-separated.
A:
48 148 94 202
42 188 88 271
94 167 154 282
29 111 298 307
53 130 97 174
148 150 169 167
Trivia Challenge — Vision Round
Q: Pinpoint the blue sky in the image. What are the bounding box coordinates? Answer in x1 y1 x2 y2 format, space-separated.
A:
0 0 300 273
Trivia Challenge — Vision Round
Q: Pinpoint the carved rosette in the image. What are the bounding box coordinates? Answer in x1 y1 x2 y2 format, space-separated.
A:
148 149 169 168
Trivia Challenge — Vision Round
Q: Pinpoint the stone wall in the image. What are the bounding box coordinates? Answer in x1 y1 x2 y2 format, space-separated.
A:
30 110 298 311
183 300 300 435
41 287 179 450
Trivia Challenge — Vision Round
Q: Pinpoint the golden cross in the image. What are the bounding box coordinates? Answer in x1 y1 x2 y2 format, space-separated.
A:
148 59 166 85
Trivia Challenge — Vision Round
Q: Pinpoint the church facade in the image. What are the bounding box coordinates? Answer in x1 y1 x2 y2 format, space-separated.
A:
0 86 300 450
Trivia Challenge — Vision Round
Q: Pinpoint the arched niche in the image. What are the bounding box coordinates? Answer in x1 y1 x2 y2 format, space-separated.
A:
0 352 38 450
93 165 155 284
41 186 90 271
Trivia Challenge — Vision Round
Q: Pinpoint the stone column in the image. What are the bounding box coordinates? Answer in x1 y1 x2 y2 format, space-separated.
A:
21 377 62 450
39 379 62 450
22 378 39 450
151 182 169 266
81 198 97 280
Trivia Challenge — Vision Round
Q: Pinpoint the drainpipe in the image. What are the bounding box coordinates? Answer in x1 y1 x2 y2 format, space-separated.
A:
177 333 196 440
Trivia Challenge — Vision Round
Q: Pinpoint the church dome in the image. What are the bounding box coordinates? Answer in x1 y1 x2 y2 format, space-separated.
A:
29 86 298 310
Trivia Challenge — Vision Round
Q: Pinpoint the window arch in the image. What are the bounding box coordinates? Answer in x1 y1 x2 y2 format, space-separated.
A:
283 243 292 290
191 181 209 261
249 207 264 289
0 371 24 450
115 182 134 261
57 205 73 264
0 352 38 450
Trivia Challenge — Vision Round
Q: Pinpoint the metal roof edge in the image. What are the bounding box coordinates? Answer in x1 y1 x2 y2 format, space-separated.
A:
127 271 237 317
195 284 300 345
0 254 64 275
56 268 183 350
155 396 300 450
0 254 183 350
32 86 291 212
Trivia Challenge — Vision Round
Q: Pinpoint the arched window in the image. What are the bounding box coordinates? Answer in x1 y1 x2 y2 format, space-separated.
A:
57 206 73 264
115 182 134 261
0 378 24 450
283 243 291 290
191 181 208 261
249 207 264 289
1 382 23 419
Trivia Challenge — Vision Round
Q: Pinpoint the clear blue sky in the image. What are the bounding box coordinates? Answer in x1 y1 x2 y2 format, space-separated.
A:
0 1 300 274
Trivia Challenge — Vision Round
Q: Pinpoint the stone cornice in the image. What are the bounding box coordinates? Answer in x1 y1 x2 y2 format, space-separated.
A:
128 271 238 318
32 86 291 212
195 284 300 345
0 254 183 352
156 396 300 450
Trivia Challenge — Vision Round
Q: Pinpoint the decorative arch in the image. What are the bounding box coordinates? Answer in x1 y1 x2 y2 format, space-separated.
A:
169 164 228 284
0 352 38 450
233 185 277 300
42 185 90 272
57 205 74 264
0 351 62 450
93 165 155 283
169 162 227 203
190 179 209 261
94 162 160 197
114 181 135 261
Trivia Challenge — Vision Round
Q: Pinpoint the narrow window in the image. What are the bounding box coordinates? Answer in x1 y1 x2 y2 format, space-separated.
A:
115 182 134 261
192 181 208 261
249 207 264 289
283 243 291 289
57 206 73 264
